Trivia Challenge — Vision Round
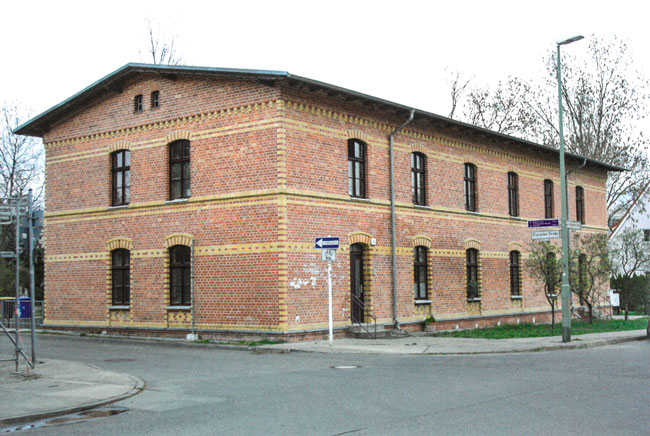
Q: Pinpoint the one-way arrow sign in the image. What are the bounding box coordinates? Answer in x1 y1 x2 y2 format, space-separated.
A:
315 237 339 249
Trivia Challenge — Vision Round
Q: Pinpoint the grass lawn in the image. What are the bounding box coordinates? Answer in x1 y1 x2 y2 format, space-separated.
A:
428 317 648 339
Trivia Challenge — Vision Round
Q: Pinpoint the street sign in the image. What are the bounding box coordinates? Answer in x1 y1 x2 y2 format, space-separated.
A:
527 219 559 228
531 230 560 240
0 251 15 258
321 249 337 261
567 221 582 231
315 237 339 249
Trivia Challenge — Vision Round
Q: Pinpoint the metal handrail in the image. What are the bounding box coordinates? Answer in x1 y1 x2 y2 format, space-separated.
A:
350 293 377 339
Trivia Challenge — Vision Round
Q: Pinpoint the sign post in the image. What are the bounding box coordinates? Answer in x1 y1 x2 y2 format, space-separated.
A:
315 237 339 346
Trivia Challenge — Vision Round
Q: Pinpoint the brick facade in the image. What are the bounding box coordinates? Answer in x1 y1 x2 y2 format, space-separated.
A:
18 65 613 341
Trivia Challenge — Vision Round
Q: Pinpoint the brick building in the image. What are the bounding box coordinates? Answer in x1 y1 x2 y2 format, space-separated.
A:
16 64 619 340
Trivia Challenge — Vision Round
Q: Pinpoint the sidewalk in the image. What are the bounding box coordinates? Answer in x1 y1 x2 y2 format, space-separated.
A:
262 329 648 354
0 358 144 427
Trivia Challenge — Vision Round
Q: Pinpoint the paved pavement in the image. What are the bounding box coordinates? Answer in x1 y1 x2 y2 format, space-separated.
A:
0 329 646 427
264 329 648 354
0 358 144 427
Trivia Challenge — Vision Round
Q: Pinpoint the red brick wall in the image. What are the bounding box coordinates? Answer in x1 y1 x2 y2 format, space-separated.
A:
39 72 610 338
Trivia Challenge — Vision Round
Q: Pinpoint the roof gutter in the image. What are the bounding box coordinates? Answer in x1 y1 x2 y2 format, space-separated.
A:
389 109 415 330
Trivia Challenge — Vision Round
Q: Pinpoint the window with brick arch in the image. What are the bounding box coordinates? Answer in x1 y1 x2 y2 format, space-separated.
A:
348 139 366 198
411 152 426 205
464 163 477 212
414 246 428 300
151 90 160 108
507 172 519 217
575 186 585 224
509 250 521 296
111 150 130 206
544 179 554 219
169 245 191 306
169 140 190 200
134 94 143 113
111 249 130 306
466 248 480 300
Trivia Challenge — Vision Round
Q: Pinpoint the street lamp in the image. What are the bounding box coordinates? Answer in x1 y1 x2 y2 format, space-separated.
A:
557 35 584 343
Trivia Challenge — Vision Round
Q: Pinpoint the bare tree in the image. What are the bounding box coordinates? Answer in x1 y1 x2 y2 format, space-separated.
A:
144 19 182 65
455 36 649 227
446 71 471 119
609 228 650 319
525 241 561 329
569 232 611 323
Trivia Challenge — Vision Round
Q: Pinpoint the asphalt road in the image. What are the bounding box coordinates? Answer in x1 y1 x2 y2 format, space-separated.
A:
16 335 650 435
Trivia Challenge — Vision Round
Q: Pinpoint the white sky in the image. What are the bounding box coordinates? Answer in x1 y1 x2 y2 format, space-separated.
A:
2 0 649 133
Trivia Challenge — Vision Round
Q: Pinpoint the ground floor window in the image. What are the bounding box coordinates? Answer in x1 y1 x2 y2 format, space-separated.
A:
414 246 428 300
170 245 191 305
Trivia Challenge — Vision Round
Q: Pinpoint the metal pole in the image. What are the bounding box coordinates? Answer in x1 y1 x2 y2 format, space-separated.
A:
388 110 415 330
190 239 195 338
14 198 21 372
28 190 36 365
556 37 585 342
327 261 333 346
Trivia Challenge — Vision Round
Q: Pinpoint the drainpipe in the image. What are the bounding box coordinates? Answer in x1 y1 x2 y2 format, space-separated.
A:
389 109 416 330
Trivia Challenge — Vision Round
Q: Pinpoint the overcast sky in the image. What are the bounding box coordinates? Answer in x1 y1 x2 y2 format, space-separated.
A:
2 0 648 134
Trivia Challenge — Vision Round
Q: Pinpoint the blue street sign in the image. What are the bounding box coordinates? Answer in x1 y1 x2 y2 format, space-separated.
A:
315 237 339 249
527 219 559 228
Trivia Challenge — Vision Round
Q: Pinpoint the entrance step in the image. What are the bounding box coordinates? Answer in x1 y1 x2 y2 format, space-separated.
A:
347 323 400 339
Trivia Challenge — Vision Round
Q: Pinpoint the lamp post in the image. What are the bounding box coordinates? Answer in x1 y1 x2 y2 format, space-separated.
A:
557 35 584 343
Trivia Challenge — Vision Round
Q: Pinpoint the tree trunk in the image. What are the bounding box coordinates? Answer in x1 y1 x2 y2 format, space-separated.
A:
551 304 555 330
588 303 593 324
624 301 629 321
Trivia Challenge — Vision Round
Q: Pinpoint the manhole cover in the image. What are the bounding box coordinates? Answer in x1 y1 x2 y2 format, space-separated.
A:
331 365 360 370
103 358 135 363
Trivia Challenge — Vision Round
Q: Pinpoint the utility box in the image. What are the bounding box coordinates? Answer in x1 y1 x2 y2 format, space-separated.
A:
18 297 31 318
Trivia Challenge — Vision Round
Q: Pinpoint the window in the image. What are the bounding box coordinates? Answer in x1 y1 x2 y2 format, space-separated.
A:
545 252 557 296
111 150 130 206
575 186 585 224
169 245 191 306
466 248 479 299
348 139 366 198
508 172 519 217
414 246 428 300
544 179 554 219
151 91 160 109
411 153 426 205
509 250 521 296
134 94 143 113
169 140 190 200
464 163 477 212
111 249 130 306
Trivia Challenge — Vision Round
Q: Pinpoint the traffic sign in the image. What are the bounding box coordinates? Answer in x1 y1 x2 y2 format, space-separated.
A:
0 251 16 258
321 249 337 261
315 237 339 249
527 219 559 228
531 230 560 240
567 221 582 231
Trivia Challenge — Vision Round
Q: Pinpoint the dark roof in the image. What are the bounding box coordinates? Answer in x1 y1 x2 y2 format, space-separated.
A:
14 63 624 172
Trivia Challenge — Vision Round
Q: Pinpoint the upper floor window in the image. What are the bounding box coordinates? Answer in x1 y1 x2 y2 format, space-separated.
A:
151 91 160 109
134 94 143 113
411 153 426 205
466 248 480 300
111 249 130 306
544 179 554 219
348 139 366 198
509 250 521 296
111 150 130 206
169 245 191 306
414 246 428 300
575 186 585 224
464 163 477 212
508 172 519 217
169 140 190 200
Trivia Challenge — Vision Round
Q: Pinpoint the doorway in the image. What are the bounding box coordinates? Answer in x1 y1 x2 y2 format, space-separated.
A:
350 243 365 323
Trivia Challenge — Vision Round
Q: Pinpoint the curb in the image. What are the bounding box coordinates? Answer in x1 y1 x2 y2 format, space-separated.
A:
0 373 145 427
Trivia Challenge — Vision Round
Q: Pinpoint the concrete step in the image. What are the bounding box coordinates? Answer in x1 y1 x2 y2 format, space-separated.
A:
347 323 402 339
